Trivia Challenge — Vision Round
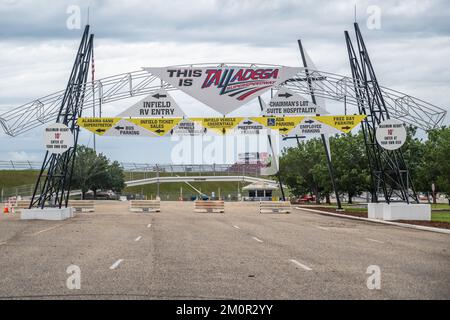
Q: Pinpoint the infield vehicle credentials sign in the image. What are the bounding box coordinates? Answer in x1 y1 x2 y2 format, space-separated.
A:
376 119 407 150
190 117 244 135
143 66 301 114
43 123 73 154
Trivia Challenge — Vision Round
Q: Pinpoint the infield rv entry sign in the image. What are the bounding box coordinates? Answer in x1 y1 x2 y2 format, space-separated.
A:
144 66 300 114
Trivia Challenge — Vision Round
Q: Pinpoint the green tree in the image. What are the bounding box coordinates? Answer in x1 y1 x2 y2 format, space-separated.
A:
278 124 450 207
331 132 370 204
279 138 331 204
107 160 126 193
72 146 125 199
416 127 450 204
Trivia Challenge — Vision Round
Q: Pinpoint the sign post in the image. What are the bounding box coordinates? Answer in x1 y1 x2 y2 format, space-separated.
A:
258 96 285 201
298 39 342 210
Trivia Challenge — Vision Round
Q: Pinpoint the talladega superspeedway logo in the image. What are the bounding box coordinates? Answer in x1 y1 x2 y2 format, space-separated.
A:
201 68 280 101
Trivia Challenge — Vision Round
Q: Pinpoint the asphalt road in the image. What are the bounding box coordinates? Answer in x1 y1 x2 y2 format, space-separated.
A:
0 201 448 299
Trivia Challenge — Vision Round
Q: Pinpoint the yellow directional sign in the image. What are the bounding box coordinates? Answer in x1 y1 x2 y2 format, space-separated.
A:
77 115 366 136
251 116 305 135
313 115 366 133
77 117 122 136
128 118 182 136
190 117 243 135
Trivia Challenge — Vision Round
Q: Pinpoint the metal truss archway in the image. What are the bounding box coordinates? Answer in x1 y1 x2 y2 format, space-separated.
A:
0 64 446 137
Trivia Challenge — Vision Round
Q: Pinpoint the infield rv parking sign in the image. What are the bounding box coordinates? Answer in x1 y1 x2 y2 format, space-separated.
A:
144 66 301 114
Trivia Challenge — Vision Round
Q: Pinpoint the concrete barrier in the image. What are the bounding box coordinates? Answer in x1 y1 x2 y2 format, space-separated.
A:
21 207 75 220
130 200 161 212
194 200 225 213
368 203 431 221
68 200 95 212
14 200 31 212
259 201 292 214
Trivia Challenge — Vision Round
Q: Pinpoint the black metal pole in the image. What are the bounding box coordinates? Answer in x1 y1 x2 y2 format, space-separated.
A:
297 39 342 210
258 96 286 201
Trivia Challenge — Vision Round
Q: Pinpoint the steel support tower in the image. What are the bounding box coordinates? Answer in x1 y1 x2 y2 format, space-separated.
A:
345 23 418 204
30 25 94 209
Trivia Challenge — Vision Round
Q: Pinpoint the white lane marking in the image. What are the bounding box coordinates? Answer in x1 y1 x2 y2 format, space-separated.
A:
109 259 123 270
289 259 313 271
366 238 384 244
233 225 240 229
32 224 64 236
316 226 330 231
134 236 142 242
252 236 263 243
147 223 152 228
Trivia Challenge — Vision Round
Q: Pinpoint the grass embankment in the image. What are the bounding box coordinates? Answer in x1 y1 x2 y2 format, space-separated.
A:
124 181 284 200
123 171 281 199
431 212 450 222
0 170 279 200
0 170 40 190
124 181 243 200
300 203 450 223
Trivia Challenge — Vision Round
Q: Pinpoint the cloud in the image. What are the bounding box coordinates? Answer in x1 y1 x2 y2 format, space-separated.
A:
0 0 448 163
6 151 40 161
1 0 449 44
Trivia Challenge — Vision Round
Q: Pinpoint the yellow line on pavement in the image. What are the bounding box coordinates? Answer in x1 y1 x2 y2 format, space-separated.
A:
31 224 64 236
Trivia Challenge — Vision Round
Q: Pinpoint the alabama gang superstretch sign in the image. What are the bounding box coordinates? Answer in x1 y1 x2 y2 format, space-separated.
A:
144 66 300 114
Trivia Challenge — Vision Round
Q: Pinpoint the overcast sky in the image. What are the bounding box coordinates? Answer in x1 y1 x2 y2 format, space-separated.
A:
0 0 449 164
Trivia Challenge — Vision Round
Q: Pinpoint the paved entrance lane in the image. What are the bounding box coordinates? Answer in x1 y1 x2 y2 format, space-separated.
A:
137 201 317 299
0 201 448 299
0 201 157 298
217 204 450 299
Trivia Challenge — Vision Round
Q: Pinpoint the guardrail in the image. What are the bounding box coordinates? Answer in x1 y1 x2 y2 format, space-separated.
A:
0 161 261 175
0 161 265 201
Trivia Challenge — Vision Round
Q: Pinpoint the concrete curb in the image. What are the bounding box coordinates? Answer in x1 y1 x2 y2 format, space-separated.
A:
295 207 450 235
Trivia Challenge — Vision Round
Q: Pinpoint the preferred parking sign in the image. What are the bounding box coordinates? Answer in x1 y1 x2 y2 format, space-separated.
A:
43 123 74 154
375 119 406 150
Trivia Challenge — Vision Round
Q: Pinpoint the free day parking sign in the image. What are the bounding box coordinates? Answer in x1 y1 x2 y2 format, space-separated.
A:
43 123 74 154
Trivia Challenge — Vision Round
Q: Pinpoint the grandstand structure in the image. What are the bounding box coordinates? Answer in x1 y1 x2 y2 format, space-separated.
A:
0 160 264 176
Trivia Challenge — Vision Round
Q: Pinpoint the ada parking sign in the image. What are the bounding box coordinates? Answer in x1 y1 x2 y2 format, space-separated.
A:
375 119 406 150
43 123 74 154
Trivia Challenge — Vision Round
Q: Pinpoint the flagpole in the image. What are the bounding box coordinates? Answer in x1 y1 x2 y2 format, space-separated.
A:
91 32 96 151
